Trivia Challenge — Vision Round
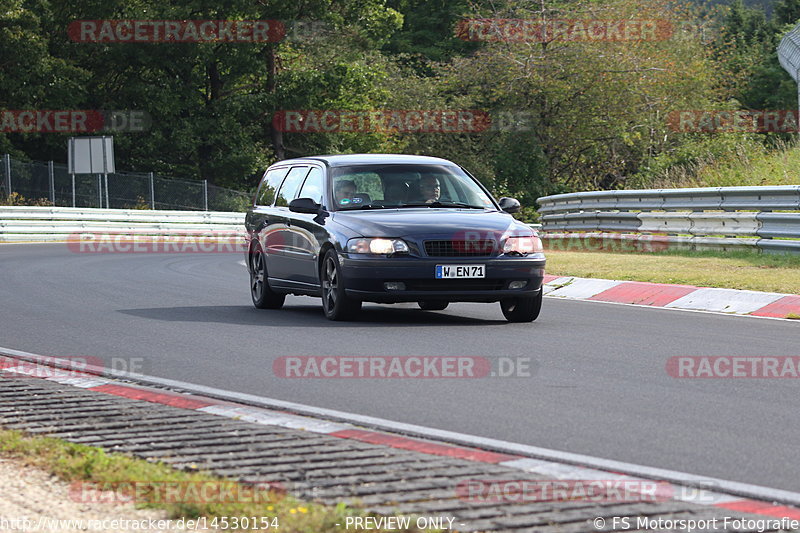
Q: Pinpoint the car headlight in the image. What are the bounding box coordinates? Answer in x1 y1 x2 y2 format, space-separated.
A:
347 238 410 255
503 235 543 256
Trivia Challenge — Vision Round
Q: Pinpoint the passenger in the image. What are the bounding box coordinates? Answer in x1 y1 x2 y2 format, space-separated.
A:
334 180 357 204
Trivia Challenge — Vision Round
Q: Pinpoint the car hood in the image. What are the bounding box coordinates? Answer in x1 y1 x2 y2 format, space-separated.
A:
331 208 533 239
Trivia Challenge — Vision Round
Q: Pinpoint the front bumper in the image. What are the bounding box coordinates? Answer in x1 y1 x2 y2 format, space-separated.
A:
340 253 546 303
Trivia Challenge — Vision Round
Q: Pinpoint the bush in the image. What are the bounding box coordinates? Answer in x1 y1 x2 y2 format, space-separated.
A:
514 205 540 224
211 192 252 212
0 192 52 206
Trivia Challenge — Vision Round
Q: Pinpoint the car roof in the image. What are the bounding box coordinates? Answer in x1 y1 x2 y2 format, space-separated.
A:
270 154 458 168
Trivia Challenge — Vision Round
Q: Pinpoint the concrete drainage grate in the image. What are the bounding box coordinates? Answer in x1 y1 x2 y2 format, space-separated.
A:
0 376 793 532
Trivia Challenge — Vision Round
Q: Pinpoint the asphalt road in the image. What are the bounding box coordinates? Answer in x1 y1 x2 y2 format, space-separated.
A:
2 244 799 492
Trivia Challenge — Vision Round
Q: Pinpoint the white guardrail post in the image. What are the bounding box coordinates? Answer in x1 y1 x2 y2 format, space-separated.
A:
3 154 10 199
149 172 155 209
48 161 55 205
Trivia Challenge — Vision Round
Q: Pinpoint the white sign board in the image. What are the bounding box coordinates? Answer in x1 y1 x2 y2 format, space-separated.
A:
68 136 115 174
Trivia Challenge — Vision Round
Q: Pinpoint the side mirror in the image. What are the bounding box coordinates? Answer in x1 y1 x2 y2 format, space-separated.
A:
498 197 521 214
289 197 322 214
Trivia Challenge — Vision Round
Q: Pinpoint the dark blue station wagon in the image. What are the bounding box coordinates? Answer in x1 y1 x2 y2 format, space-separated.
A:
244 154 546 321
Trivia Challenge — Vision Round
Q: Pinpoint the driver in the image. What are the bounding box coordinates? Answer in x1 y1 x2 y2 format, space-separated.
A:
418 176 441 204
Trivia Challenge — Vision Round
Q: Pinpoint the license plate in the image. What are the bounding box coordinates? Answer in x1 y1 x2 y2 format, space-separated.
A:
435 265 485 279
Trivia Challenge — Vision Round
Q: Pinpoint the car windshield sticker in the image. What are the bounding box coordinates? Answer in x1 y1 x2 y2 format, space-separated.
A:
339 198 351 205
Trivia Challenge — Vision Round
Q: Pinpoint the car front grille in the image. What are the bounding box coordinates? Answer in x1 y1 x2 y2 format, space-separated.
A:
405 279 505 291
423 240 496 257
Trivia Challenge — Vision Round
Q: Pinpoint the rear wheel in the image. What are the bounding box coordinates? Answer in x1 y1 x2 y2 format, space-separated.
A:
250 243 285 309
418 300 449 311
321 250 362 321
500 291 542 322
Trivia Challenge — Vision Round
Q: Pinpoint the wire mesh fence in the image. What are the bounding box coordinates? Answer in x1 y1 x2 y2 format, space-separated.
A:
1 154 252 211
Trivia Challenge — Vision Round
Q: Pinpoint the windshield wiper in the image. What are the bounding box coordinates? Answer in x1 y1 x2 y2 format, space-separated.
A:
398 201 487 209
349 203 387 210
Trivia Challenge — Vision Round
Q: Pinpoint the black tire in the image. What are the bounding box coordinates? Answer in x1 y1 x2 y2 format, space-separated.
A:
321 249 362 321
500 290 542 322
418 300 449 311
249 243 285 309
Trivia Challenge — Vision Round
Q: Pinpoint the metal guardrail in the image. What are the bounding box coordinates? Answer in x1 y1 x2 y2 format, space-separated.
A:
0 206 245 242
536 186 800 253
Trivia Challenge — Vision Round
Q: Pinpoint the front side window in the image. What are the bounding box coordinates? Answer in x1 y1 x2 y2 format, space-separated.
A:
297 167 324 204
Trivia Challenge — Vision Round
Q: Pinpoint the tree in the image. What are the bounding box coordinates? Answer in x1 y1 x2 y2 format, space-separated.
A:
383 0 477 67
422 0 723 193
775 0 800 25
5 0 403 189
0 0 88 156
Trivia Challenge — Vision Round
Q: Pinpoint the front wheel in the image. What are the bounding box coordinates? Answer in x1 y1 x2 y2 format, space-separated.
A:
250 244 285 309
500 291 542 322
321 250 362 321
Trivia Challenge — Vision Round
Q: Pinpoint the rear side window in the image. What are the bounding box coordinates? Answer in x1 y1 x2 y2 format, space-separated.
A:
297 167 324 204
275 166 309 207
256 167 289 206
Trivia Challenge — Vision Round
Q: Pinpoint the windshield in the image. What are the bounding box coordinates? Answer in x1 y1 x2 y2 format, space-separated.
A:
330 164 496 210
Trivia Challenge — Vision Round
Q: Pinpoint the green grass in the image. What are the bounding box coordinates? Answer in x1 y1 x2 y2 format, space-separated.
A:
0 429 437 533
545 248 800 294
695 142 800 188
637 138 800 189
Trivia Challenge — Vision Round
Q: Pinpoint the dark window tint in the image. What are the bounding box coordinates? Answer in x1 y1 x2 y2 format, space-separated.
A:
256 167 289 206
297 167 324 204
275 166 309 207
